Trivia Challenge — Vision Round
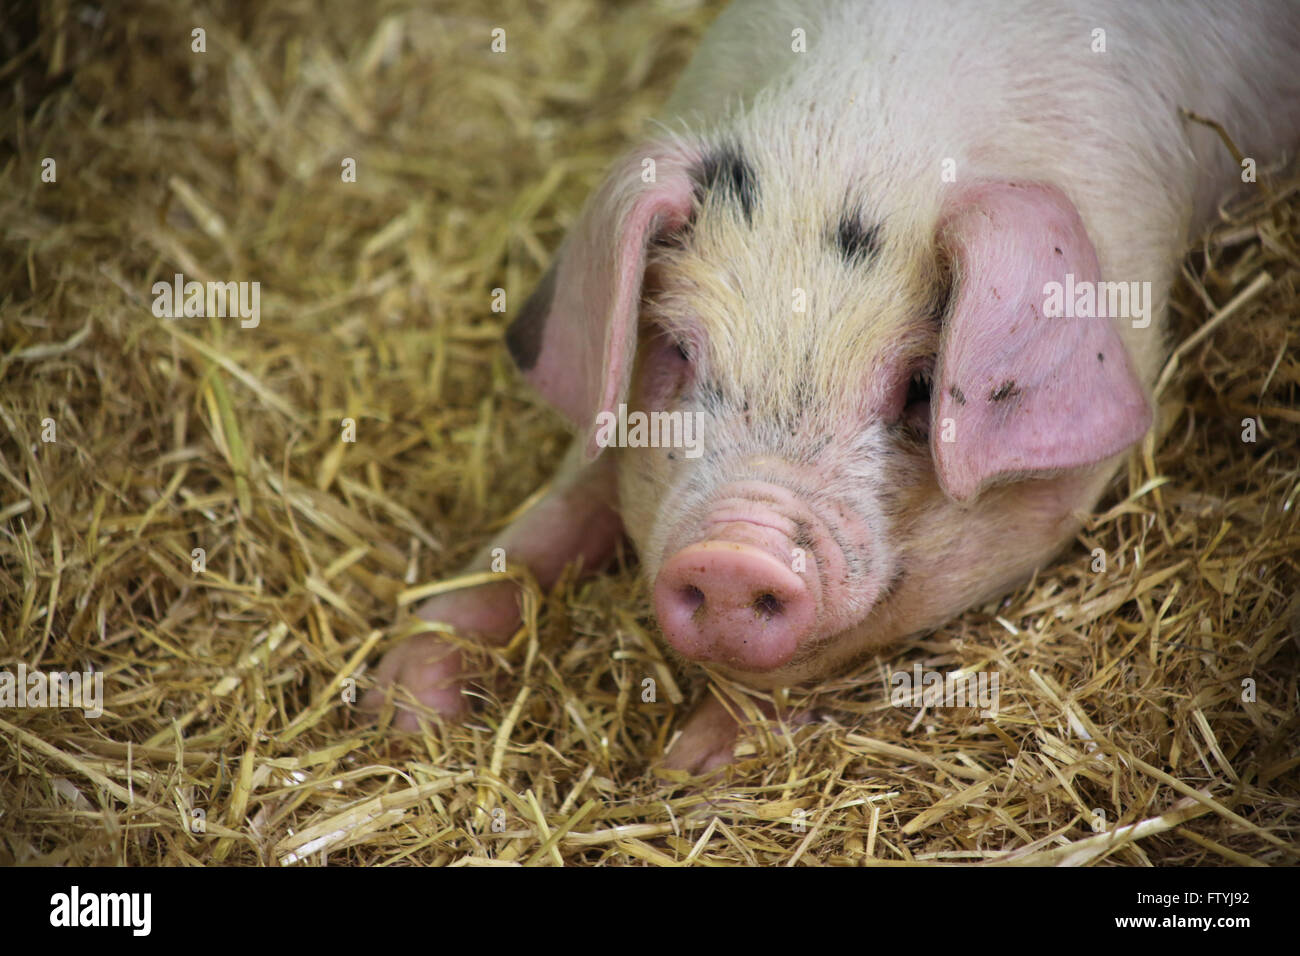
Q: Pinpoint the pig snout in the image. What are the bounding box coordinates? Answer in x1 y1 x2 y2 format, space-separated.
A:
652 480 876 671
655 539 814 671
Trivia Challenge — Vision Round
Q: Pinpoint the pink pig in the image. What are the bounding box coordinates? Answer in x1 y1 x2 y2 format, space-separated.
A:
365 0 1300 771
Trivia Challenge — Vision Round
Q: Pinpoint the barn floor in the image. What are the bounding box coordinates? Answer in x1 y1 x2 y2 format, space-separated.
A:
1 0 1297 866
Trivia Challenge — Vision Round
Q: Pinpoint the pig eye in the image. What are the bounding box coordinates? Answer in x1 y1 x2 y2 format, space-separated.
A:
906 366 932 407
637 326 695 406
902 363 933 432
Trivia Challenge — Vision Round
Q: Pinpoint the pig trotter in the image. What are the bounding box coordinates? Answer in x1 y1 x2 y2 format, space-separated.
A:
364 632 469 728
360 582 523 730
362 440 622 729
660 693 750 776
660 693 808 776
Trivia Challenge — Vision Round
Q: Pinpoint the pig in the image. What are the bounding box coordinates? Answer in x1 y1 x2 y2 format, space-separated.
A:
363 0 1300 772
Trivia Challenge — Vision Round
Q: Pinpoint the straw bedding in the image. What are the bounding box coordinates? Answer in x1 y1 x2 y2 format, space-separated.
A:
1 0 1297 866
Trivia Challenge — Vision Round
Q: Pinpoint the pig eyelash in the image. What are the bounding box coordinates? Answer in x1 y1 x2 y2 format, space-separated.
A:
899 293 945 428
905 365 933 409
648 319 692 364
900 362 934 436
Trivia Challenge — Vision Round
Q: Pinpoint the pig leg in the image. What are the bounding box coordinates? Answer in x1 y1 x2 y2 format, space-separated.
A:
362 440 622 730
660 693 807 775
660 693 750 775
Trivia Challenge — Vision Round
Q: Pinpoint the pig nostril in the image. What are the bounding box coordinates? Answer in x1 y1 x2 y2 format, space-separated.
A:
654 539 817 671
679 585 706 615
753 592 783 618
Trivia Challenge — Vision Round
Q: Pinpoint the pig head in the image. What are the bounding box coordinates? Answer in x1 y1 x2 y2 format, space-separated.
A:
506 129 1152 690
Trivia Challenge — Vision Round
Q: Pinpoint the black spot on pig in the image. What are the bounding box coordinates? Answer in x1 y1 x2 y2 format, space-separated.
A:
696 146 757 225
1097 352 1104 362
833 209 880 264
1054 246 1063 255
505 264 557 371
949 385 966 406
989 380 1022 402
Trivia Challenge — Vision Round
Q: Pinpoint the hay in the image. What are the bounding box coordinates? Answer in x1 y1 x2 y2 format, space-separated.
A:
1 0 1297 867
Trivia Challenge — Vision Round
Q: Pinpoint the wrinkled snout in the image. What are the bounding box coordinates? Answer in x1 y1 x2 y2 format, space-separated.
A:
653 480 870 672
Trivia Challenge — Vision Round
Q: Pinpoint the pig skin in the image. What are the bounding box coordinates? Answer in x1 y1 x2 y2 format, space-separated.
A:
366 0 1300 771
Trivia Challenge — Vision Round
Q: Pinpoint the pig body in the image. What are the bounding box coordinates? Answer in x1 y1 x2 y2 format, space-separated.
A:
366 0 1300 769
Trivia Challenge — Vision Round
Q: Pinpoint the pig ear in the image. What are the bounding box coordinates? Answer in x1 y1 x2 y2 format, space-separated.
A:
931 183 1152 502
505 145 700 457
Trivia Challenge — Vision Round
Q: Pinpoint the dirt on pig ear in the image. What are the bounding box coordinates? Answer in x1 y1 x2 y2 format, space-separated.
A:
930 182 1151 502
